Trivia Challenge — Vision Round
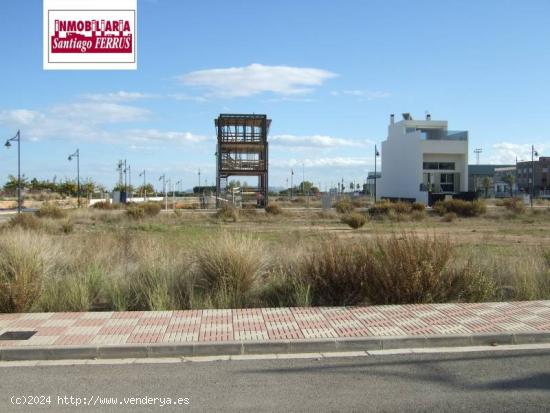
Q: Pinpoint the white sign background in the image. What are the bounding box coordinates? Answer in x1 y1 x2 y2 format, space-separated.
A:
43 0 137 70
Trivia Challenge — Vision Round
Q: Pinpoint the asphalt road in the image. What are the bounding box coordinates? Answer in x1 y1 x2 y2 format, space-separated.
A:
1 350 549 412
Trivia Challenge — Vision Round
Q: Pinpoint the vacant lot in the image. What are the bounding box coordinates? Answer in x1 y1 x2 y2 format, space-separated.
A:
0 201 548 313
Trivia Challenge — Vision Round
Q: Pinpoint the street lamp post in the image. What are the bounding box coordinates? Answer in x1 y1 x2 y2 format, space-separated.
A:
139 170 146 200
68 149 80 207
166 178 171 210
374 144 380 203
5 130 21 213
159 174 167 210
290 168 294 200
198 168 201 192
531 145 539 209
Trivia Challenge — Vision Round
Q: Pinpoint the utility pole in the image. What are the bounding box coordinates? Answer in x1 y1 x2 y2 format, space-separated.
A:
374 145 380 202
68 149 80 207
290 168 294 200
123 159 127 196
474 148 482 165
128 164 131 201
4 130 22 213
198 168 201 192
139 170 146 199
159 174 167 210
531 145 538 209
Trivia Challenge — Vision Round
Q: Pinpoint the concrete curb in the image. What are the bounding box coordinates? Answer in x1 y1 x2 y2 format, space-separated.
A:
1 332 549 361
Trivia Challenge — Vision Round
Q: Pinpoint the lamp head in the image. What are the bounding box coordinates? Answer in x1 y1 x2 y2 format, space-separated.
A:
5 140 11 148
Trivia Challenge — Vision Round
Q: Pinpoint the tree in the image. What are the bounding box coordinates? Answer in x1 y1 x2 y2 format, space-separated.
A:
298 181 314 194
3 175 28 195
481 176 492 198
137 183 155 196
227 180 241 189
503 174 516 198
113 183 135 194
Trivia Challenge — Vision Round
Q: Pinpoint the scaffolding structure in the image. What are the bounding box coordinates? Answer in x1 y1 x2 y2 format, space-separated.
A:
215 114 270 208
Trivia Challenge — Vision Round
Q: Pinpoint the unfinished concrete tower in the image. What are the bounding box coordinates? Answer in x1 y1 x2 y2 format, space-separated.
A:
215 114 270 208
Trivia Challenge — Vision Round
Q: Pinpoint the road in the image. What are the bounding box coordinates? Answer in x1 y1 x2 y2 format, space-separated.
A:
1 349 549 412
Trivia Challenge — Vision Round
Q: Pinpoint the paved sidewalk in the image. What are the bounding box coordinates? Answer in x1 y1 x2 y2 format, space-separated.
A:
0 301 549 360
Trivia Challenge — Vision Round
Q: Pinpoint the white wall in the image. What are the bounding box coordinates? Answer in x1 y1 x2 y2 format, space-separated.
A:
378 120 468 203
379 129 425 202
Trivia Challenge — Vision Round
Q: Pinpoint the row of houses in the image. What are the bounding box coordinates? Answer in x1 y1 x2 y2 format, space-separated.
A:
375 113 548 204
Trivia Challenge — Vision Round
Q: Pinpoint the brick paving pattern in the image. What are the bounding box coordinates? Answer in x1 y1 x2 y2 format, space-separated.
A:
0 301 548 347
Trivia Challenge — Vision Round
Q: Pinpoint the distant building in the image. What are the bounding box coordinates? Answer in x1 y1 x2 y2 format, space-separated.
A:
365 171 381 195
517 156 550 196
378 113 468 204
468 164 514 194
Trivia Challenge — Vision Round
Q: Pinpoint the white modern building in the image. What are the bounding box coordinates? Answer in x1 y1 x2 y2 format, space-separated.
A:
378 113 469 204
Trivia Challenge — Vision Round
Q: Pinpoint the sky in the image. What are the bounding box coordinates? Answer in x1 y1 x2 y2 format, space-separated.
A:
0 0 549 191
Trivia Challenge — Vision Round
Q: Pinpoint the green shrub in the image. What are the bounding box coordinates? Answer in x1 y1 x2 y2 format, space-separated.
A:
8 213 44 231
341 212 367 229
92 201 114 209
126 204 145 220
363 233 494 304
390 202 412 214
334 197 354 214
260 270 311 307
215 203 239 222
0 230 57 312
36 202 67 219
411 202 425 212
141 202 162 217
368 201 392 216
195 232 265 308
60 219 74 234
300 239 367 306
502 197 526 214
433 199 486 217
38 266 106 312
442 212 458 222
265 203 283 215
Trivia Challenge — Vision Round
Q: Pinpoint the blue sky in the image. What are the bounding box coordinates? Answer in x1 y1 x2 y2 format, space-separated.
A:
1 0 549 190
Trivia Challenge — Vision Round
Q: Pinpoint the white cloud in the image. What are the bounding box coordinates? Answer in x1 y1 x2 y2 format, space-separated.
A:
331 89 391 100
0 106 204 146
50 102 150 124
0 109 44 125
271 134 368 148
272 157 371 168
177 63 337 98
124 129 210 144
489 142 549 164
82 91 155 102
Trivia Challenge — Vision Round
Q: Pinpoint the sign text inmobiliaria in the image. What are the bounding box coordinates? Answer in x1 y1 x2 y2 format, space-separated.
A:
43 0 137 70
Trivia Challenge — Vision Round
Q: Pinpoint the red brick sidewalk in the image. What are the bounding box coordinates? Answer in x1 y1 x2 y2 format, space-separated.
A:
1 301 549 348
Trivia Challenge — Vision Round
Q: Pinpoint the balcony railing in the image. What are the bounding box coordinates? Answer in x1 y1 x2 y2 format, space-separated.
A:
418 130 468 141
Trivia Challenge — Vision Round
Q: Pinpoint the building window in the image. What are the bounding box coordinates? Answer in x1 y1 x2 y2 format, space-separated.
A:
440 173 455 192
423 162 455 170
438 162 455 170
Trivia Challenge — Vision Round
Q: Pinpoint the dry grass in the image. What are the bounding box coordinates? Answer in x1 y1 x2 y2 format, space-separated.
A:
333 197 354 214
433 199 487 217
36 202 67 219
363 234 495 304
195 232 266 308
300 238 367 306
341 212 367 229
0 230 59 312
0 204 548 312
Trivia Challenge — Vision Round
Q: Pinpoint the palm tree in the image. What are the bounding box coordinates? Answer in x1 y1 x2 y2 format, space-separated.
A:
481 176 492 198
503 174 515 198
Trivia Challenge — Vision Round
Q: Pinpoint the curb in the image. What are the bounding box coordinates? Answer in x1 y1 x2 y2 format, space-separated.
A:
1 332 549 361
